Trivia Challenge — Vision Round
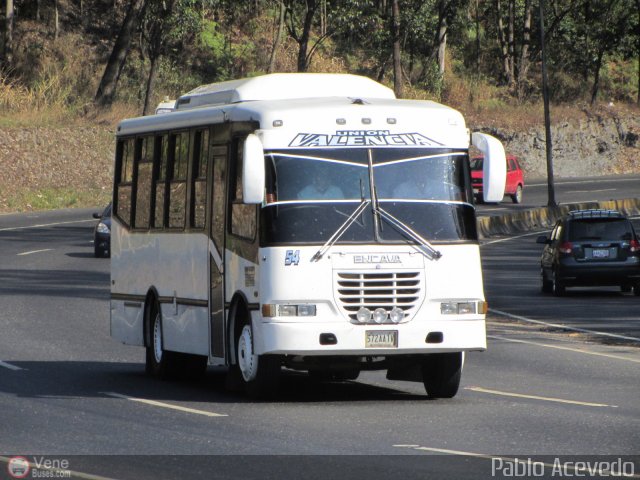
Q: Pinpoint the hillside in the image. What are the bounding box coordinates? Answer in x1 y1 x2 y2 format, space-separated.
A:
0 125 113 212
1 102 638 214
0 1 639 212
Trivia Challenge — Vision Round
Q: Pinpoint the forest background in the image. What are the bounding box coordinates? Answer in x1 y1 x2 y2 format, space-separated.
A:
0 0 638 212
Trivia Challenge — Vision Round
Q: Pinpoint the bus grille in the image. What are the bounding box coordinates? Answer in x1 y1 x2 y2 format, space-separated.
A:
336 271 421 323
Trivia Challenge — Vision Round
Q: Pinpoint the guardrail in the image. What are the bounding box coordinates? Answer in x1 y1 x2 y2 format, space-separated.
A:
477 198 640 238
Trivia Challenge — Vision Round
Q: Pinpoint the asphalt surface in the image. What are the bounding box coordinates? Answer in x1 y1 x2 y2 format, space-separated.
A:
0 200 638 480
481 218 640 341
477 174 640 216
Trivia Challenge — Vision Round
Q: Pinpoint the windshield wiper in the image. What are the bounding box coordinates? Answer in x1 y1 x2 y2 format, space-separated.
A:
374 205 442 261
311 199 371 262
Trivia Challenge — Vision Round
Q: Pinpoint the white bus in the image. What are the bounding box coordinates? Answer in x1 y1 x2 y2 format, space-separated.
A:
110 73 506 398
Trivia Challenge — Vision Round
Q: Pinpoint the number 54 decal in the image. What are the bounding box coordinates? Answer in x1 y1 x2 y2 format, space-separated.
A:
285 250 300 266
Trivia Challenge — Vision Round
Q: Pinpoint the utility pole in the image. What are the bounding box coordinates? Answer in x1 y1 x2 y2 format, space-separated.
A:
539 0 556 207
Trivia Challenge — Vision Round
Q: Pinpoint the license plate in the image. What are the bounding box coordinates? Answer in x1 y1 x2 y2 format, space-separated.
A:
365 330 398 348
592 248 610 258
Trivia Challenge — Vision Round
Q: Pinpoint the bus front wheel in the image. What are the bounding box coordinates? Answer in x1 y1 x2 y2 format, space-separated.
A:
236 322 280 398
421 352 462 399
145 305 178 379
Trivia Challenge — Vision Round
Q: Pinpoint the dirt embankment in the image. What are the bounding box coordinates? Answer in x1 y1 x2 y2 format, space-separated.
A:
0 107 638 213
0 126 114 212
473 108 640 178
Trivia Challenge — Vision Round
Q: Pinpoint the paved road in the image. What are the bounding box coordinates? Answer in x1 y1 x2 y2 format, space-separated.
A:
480 218 640 341
0 210 638 480
477 174 640 216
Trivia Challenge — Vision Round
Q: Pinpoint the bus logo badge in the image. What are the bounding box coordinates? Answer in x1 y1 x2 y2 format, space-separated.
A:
353 254 401 264
285 250 300 266
7 457 30 478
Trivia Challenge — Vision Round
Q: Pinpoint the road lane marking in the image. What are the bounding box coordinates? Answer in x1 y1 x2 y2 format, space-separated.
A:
102 392 228 417
391 446 640 478
489 334 640 364
490 308 640 343
0 456 117 480
482 230 548 246
394 444 491 457
0 360 24 370
17 248 53 256
465 386 617 408
568 188 616 194
528 178 639 187
0 219 95 232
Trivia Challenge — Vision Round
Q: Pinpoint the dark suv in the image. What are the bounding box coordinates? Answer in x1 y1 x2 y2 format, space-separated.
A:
537 210 640 296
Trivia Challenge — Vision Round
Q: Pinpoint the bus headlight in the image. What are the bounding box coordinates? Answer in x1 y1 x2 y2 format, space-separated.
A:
440 301 482 315
356 307 372 323
373 308 387 324
389 307 404 324
262 304 317 317
297 304 317 317
279 305 298 316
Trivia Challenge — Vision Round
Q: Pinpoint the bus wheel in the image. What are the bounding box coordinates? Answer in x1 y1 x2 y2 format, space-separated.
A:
236 323 280 398
421 352 462 399
145 305 178 379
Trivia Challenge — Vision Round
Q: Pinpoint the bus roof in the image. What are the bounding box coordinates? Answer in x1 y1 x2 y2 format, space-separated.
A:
174 73 396 110
116 75 469 148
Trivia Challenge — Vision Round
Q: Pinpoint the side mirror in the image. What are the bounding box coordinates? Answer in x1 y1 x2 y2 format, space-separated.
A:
536 235 550 245
242 134 265 204
471 132 507 203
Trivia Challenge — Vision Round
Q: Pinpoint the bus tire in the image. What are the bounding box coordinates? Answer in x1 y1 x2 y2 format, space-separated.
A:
145 302 179 379
236 322 280 398
421 352 462 399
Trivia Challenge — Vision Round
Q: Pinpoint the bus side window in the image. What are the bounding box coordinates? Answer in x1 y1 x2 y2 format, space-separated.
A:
154 135 168 228
115 138 134 228
134 136 154 230
191 129 209 229
230 139 256 240
168 132 188 229
211 145 227 250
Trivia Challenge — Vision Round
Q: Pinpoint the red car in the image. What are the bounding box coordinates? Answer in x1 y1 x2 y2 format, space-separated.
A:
470 154 524 203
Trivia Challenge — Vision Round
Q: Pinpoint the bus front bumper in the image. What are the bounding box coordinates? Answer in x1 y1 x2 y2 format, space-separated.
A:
254 318 486 356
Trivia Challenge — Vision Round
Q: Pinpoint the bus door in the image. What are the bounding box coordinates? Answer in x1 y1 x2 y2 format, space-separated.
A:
209 145 228 362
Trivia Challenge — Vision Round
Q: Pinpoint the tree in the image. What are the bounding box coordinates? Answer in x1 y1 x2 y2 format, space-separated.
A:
583 0 630 104
3 0 14 66
268 0 286 73
140 0 176 115
54 0 59 40
391 0 402 96
95 0 147 107
285 0 320 72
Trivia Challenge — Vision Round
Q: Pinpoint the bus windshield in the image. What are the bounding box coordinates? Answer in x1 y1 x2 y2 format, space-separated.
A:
260 148 477 246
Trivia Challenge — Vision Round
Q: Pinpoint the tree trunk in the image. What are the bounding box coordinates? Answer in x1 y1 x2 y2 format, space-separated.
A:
95 0 146 107
4 0 14 66
36 0 40 21
507 0 515 87
391 0 403 97
142 54 158 115
54 0 59 40
268 0 285 73
496 0 511 85
590 49 604 105
475 0 480 76
296 0 316 72
517 0 532 99
436 0 447 75
637 0 640 103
